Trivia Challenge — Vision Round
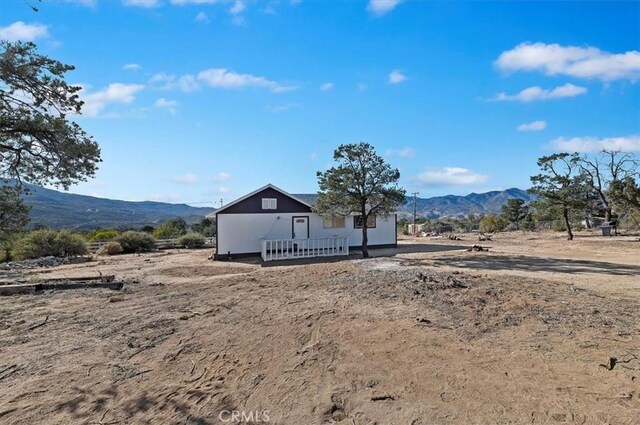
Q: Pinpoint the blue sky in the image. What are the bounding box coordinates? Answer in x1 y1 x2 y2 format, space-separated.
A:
1 0 639 207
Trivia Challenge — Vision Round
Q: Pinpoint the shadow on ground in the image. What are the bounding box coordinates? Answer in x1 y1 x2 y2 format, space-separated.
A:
227 244 468 267
431 254 640 276
371 243 468 257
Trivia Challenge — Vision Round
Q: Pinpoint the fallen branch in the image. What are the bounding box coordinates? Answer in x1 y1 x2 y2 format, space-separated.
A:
190 359 196 375
371 395 395 402
28 315 49 331
128 369 152 379
127 344 155 360
0 364 20 381
0 281 124 296
42 275 115 283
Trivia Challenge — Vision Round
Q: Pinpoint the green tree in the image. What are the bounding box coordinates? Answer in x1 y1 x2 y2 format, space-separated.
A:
1 41 100 188
529 153 589 240
0 41 101 237
501 198 529 230
479 214 507 233
0 185 29 243
153 218 188 239
610 176 640 228
191 217 216 237
315 142 406 258
573 150 638 222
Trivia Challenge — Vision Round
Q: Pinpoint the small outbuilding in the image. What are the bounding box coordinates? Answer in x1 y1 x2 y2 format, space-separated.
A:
214 184 397 261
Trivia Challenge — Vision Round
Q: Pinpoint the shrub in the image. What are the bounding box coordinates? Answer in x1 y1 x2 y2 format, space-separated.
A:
114 231 156 253
97 241 124 256
56 231 89 257
177 232 205 249
479 215 507 233
90 229 119 242
153 218 188 239
11 230 88 260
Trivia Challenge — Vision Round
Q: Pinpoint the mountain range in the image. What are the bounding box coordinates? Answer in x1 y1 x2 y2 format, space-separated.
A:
15 184 534 229
19 183 214 230
397 188 536 219
296 188 535 220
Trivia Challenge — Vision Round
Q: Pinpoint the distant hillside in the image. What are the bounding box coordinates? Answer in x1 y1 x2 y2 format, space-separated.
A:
295 188 534 219
18 183 214 230
400 188 535 219
13 184 532 229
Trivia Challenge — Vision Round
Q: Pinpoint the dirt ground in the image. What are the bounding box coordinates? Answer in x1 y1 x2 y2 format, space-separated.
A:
1 231 639 424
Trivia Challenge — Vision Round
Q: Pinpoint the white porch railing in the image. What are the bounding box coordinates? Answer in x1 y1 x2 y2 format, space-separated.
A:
261 237 349 262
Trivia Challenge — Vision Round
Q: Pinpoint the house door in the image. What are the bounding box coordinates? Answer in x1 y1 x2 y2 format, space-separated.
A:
292 216 309 240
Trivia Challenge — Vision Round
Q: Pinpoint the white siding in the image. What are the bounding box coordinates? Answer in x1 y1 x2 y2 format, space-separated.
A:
217 213 396 255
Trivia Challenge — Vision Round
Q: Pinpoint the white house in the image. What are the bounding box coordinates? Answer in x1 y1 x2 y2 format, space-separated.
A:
214 184 397 261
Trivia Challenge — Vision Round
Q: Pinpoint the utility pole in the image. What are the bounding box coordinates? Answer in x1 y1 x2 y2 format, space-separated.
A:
219 198 223 208
412 192 419 235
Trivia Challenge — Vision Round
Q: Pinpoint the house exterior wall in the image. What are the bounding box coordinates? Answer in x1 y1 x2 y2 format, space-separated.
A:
217 212 396 256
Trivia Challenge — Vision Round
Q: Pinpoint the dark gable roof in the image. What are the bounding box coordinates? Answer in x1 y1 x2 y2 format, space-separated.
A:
291 193 318 208
215 184 313 215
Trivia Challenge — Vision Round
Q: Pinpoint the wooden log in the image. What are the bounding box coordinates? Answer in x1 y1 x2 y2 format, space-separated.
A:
0 280 124 296
41 275 116 283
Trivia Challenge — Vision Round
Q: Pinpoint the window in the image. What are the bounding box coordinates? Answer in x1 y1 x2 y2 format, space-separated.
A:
261 198 277 210
354 215 376 228
323 216 346 229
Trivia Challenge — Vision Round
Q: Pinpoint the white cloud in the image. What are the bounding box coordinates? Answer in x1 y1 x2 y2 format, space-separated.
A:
170 0 224 4
415 167 489 187
230 0 246 14
0 22 48 42
217 186 230 194
65 0 97 7
149 73 200 92
123 63 141 71
197 68 296 92
493 83 587 102
386 147 416 158
174 173 198 184
155 98 179 107
122 0 159 7
195 12 210 23
268 103 300 113
368 0 403 16
212 172 231 182
495 42 640 82
80 83 145 117
548 135 640 153
357 82 367 91
517 120 547 132
388 69 407 84
320 82 335 91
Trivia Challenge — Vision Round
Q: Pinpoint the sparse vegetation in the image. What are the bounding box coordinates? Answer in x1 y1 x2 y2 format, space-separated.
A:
177 232 205 249
114 231 156 253
154 218 188 239
96 241 124 256
479 214 507 233
11 229 88 260
89 229 119 242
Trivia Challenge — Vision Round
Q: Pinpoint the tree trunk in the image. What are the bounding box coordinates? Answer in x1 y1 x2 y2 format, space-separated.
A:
361 222 369 258
361 208 369 258
585 216 592 229
605 208 612 222
563 207 573 240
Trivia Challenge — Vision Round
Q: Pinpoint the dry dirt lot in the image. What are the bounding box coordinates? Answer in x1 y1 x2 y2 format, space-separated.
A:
1 231 639 424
